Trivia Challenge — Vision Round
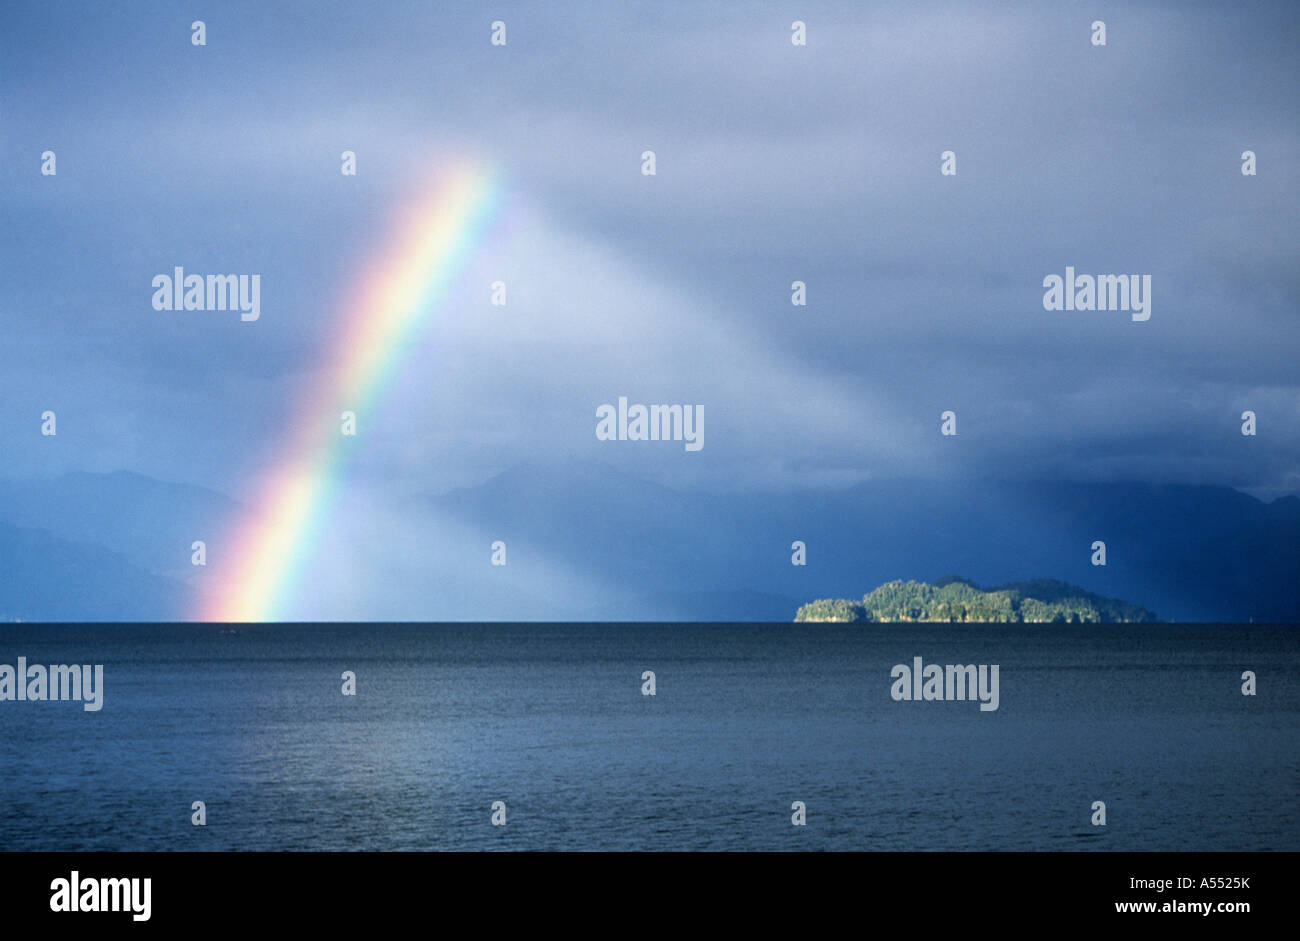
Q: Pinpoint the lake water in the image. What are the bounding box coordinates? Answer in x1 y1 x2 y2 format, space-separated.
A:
0 623 1295 851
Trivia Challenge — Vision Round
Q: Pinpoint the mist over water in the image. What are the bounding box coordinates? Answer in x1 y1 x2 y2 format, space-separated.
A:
1 623 1295 851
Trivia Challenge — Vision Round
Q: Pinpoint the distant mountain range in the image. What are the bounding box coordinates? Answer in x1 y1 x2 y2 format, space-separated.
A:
426 460 1299 622
0 471 236 621
795 576 1158 623
0 462 1296 621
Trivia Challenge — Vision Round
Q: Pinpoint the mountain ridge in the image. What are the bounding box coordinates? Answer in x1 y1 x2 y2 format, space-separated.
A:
0 464 1295 621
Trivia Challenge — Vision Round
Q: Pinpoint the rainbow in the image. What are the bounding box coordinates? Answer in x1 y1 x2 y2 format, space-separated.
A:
202 163 504 621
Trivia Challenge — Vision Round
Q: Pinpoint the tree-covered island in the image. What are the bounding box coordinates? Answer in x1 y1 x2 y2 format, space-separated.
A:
794 576 1157 623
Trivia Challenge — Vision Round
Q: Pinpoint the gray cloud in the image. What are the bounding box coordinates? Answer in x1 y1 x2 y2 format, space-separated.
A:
1 0 1295 505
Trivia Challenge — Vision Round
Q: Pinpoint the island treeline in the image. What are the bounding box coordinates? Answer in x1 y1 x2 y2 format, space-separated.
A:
794 576 1157 623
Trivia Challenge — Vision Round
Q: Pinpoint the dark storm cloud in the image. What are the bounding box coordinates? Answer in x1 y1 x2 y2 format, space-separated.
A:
1 0 1295 501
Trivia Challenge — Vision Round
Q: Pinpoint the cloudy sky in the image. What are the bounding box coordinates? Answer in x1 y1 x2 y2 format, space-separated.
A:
2 0 1296 516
